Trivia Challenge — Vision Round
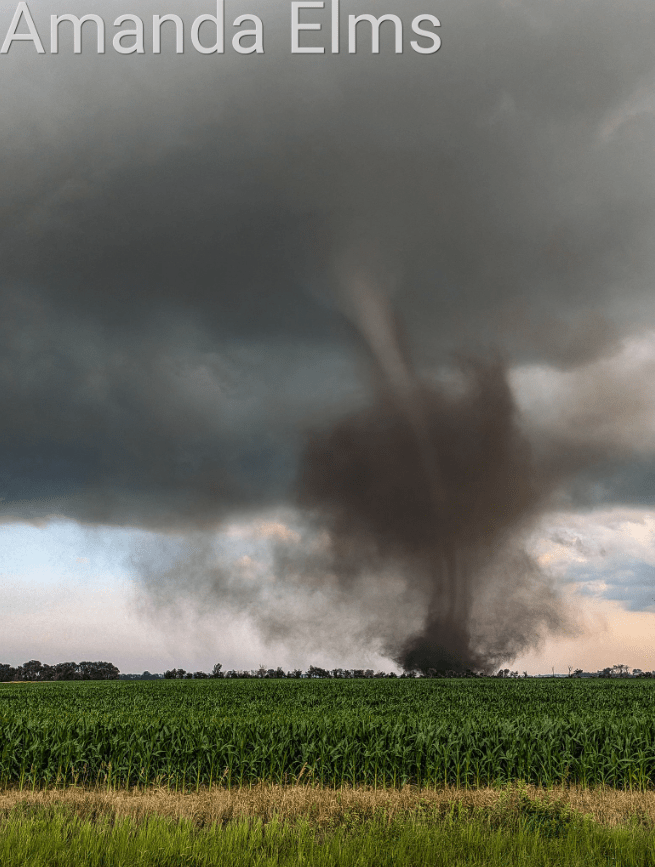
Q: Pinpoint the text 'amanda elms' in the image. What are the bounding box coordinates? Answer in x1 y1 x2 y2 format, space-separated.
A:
0 1 442 56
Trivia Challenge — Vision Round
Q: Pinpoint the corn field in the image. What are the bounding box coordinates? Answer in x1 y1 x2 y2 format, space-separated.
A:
1 679 654 790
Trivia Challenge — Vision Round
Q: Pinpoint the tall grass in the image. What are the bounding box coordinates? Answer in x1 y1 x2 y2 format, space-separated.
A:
1 679 654 790
1 801 654 867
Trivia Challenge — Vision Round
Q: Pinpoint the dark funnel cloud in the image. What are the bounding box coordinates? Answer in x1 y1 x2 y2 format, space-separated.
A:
2 0 655 667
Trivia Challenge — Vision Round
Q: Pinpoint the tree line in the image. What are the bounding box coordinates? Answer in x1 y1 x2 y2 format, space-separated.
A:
0 660 119 681
161 664 487 679
3 660 654 682
159 664 655 679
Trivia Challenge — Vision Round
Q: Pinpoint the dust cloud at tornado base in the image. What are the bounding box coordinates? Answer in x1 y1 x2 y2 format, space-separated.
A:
135 283 578 674
300 363 563 672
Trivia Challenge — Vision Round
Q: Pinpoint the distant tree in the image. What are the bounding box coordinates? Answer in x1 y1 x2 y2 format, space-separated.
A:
612 664 630 678
72 661 118 680
0 664 16 682
193 671 208 679
307 665 329 678
52 662 81 681
94 661 120 680
163 670 175 679
79 661 95 680
210 663 223 679
20 660 43 681
573 669 584 678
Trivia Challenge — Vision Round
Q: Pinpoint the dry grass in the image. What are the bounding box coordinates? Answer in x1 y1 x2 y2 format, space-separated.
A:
1 783 654 829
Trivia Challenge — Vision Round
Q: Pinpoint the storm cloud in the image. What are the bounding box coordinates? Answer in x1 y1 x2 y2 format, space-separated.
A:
3 0 655 667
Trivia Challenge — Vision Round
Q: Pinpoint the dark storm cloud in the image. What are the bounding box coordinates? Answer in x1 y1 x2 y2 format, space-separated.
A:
3 0 655 666
2 0 655 522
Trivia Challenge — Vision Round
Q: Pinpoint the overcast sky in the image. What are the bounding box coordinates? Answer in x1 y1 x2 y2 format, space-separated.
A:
2 0 655 674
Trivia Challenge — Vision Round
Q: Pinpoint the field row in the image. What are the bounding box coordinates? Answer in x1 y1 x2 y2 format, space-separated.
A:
2 679 654 790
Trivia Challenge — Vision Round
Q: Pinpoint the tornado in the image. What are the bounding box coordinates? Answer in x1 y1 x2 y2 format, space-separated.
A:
300 279 555 673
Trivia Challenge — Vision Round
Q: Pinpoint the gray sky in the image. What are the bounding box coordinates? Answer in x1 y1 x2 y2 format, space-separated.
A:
2 0 655 673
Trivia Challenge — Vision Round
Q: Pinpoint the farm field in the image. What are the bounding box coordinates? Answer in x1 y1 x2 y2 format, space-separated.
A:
2 679 655 865
1 678 655 791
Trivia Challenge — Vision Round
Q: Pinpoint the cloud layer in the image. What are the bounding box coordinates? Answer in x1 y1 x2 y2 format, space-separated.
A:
3 0 655 668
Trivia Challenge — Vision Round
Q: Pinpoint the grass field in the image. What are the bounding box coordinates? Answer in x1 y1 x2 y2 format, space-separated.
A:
2 679 655 864
1 784 655 866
